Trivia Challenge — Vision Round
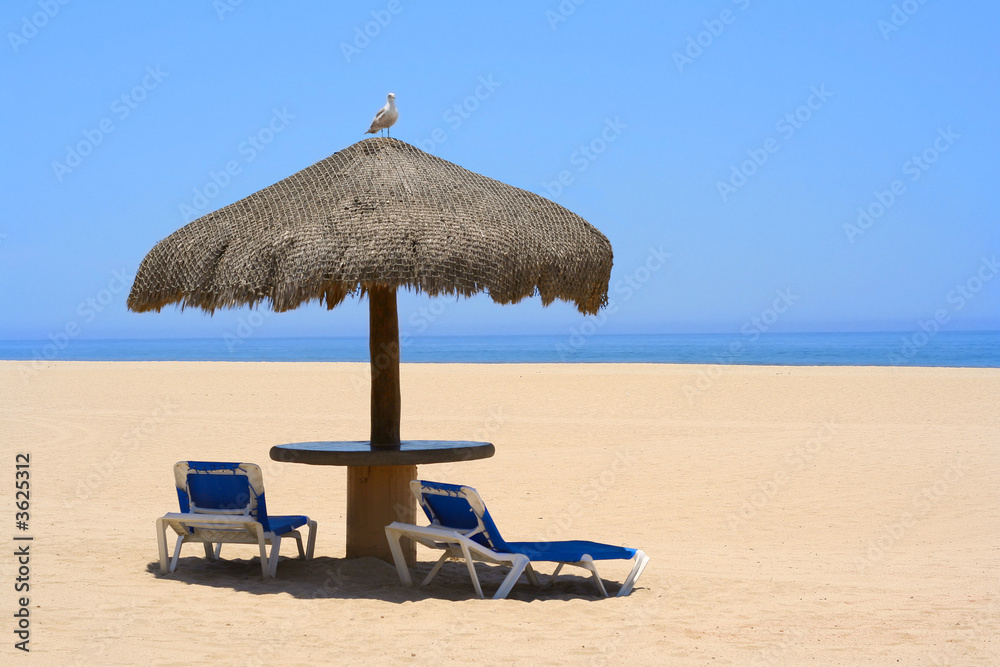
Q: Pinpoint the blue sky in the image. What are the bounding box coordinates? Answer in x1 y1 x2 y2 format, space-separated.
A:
2 1 998 342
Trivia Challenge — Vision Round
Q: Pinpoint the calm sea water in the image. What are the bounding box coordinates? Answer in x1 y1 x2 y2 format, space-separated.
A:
1 332 997 367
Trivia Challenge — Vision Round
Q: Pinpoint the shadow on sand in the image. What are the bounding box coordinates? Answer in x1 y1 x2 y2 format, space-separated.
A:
145 554 634 602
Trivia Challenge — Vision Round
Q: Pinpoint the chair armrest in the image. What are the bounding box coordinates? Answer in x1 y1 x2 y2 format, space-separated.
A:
385 522 516 565
159 512 263 534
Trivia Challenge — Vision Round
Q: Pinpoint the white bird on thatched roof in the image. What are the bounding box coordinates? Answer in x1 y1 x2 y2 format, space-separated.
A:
365 93 398 137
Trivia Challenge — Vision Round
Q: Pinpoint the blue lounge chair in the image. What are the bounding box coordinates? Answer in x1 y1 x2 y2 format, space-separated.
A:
156 461 316 578
385 480 649 599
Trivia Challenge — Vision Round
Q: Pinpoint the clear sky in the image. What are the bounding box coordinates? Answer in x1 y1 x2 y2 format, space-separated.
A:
2 1 998 341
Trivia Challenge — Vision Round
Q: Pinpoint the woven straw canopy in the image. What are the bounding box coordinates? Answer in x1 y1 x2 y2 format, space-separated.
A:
127 137 612 316
127 136 615 561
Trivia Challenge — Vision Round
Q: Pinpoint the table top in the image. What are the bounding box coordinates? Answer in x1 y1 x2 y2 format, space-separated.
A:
269 440 495 467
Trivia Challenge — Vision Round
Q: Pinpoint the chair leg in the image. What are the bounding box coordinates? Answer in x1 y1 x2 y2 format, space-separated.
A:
169 535 184 573
420 552 451 588
494 555 530 600
255 527 270 577
305 520 317 560
617 550 649 597
203 543 215 560
267 536 282 577
578 556 609 598
214 543 223 559
290 530 305 559
384 526 413 587
546 562 566 589
524 563 542 588
459 542 484 599
156 519 170 574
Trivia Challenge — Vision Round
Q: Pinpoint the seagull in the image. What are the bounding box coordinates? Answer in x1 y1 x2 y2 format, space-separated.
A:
365 93 398 137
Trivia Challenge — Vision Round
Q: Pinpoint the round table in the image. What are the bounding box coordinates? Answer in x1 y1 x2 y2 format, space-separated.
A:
270 440 494 564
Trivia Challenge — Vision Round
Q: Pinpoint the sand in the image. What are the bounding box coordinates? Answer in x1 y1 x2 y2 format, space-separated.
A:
2 360 997 665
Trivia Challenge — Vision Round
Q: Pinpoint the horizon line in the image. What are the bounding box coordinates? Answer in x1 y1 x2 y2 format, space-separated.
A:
1 329 999 343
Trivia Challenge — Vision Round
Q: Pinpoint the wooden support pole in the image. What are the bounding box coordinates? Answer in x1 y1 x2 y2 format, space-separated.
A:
369 286 401 447
347 286 414 564
346 465 416 564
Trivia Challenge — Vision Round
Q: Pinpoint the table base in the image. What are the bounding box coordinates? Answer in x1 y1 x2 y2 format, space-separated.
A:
347 464 416 565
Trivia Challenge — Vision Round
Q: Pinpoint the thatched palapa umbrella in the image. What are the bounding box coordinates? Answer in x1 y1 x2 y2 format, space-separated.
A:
128 137 613 562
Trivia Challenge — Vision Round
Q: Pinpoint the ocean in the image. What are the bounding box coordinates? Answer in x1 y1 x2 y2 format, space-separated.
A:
1 332 997 367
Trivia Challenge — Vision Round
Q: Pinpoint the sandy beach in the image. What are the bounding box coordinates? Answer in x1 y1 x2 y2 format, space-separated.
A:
2 360 997 665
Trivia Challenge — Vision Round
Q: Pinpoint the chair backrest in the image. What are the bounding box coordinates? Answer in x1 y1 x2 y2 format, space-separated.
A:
174 461 273 532
412 480 510 552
